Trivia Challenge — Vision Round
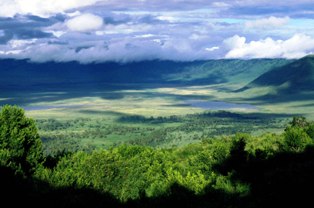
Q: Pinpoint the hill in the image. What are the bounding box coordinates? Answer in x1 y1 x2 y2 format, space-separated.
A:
0 58 290 105
242 56 314 93
0 58 290 86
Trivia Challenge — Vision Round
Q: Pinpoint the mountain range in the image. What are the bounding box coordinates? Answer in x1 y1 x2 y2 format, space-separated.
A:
1 56 314 105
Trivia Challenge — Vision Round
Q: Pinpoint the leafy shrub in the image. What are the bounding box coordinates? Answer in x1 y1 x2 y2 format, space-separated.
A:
283 126 312 152
0 105 43 177
306 123 314 139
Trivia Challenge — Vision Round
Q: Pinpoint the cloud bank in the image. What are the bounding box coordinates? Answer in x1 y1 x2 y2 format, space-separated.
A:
0 0 100 17
224 34 314 59
1 1 314 62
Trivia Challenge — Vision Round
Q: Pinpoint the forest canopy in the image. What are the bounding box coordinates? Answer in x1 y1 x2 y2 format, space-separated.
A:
1 105 314 207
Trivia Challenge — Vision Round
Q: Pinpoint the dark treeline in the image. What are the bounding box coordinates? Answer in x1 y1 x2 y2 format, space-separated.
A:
1 105 314 207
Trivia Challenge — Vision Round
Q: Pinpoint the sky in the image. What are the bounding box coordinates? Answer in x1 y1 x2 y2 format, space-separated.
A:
1 0 314 63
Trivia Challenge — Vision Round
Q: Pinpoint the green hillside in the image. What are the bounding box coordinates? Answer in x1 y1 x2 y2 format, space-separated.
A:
166 59 291 85
243 56 314 93
0 58 291 109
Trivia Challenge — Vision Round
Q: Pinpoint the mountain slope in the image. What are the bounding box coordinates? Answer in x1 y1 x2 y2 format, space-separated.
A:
242 56 314 93
0 58 291 106
164 59 290 85
0 58 290 88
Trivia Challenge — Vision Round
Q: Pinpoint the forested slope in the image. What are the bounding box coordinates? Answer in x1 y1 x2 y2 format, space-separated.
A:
1 105 314 207
243 55 314 93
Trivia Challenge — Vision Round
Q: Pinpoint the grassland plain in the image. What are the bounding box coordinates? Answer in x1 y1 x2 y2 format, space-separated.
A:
1 58 314 154
23 84 291 154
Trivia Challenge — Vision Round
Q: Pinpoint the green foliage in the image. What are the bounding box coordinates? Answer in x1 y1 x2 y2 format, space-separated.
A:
41 118 314 203
245 133 284 158
3 104 314 206
0 105 43 176
46 146 172 202
230 133 249 162
283 126 312 152
42 141 230 202
288 116 314 141
43 137 246 202
290 116 309 128
37 111 287 155
175 170 211 194
305 123 314 139
212 173 250 196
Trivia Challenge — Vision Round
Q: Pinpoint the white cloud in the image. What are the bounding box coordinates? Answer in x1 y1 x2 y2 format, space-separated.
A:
0 49 23 55
224 34 314 59
0 1 19 17
156 15 177 22
205 46 219 52
245 16 290 29
48 31 66 38
0 0 221 18
211 2 230 8
135 34 155 38
9 39 37 48
102 24 153 35
66 11 82 17
0 0 101 17
223 35 246 50
0 39 37 56
66 14 104 32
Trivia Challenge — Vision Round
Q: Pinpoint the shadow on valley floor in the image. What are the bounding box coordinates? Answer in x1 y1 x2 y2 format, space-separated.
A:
3 145 314 208
113 110 293 124
0 84 214 108
234 91 314 106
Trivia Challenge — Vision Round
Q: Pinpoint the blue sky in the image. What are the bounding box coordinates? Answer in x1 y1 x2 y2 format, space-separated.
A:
1 0 314 63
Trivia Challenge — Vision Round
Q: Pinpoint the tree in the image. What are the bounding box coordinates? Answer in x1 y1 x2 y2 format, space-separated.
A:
0 105 43 177
289 116 309 128
306 123 314 140
230 133 249 163
283 126 312 152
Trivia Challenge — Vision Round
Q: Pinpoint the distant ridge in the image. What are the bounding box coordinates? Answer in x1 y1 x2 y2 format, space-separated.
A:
0 58 289 89
240 56 314 93
303 54 314 58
